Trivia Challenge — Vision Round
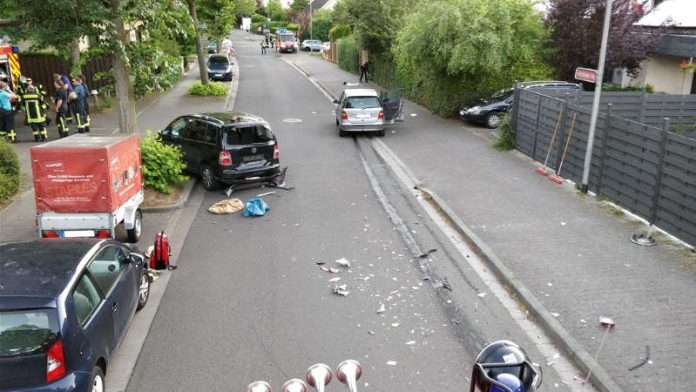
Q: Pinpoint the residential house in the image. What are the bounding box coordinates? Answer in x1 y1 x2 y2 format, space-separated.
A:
623 0 696 94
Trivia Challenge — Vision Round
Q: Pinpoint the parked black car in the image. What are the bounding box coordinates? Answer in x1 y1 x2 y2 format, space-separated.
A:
207 54 233 81
0 239 150 392
160 112 281 191
459 81 582 129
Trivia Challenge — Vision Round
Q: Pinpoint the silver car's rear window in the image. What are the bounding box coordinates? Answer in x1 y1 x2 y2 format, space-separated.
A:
345 97 380 109
0 309 59 356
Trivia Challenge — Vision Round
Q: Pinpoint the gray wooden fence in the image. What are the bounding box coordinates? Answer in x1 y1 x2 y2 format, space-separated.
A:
512 89 696 247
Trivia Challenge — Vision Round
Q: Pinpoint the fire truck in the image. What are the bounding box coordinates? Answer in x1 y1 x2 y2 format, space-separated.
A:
0 44 21 92
275 28 298 54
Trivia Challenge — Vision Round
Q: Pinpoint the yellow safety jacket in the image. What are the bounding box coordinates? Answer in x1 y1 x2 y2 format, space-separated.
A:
21 92 47 124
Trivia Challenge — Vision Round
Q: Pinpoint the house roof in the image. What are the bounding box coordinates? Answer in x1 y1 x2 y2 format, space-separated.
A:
636 0 696 28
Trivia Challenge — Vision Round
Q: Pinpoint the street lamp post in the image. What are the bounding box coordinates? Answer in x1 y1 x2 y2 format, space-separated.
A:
580 0 614 193
310 0 313 41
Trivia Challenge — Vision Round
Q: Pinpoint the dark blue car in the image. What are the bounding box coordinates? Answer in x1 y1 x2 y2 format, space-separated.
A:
0 239 150 392
206 54 232 82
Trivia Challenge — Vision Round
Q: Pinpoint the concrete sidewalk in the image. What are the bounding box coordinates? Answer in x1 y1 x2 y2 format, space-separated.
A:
0 61 232 243
284 52 696 391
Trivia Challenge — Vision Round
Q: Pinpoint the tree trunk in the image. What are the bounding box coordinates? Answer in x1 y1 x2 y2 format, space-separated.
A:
111 0 138 134
188 0 209 85
70 39 81 75
216 38 222 54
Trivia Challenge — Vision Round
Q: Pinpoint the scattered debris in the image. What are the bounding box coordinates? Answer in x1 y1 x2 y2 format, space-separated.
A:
551 312 560 317
368 330 375 335
386 361 397 366
477 292 487 298
406 340 416 346
335 258 351 268
560 222 567 226
242 198 270 217
628 346 650 371
580 319 587 324
417 249 437 259
599 316 615 328
410 113 417 117
547 282 554 287
329 277 341 283
256 191 276 197
377 303 386 314
208 198 244 214
320 266 340 273
391 322 401 327
315 261 326 265
333 284 349 296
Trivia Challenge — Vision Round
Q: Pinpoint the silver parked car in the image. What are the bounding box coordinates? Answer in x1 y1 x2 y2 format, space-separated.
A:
333 88 404 137
301 39 323 52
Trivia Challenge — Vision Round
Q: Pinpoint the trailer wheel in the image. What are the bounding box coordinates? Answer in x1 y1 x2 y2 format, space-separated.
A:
126 209 143 243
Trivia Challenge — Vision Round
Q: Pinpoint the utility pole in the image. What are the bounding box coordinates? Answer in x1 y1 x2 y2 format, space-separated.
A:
581 0 614 193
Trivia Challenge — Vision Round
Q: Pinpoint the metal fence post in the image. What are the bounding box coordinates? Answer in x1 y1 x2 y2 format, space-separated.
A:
649 117 670 225
532 94 542 159
553 101 569 172
632 117 670 246
596 103 613 195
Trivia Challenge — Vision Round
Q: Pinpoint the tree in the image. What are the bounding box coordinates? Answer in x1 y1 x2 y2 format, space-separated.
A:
546 0 662 81
2 0 141 133
186 0 210 85
290 0 310 19
234 0 257 17
198 0 236 52
332 0 417 56
267 0 286 21
392 0 552 114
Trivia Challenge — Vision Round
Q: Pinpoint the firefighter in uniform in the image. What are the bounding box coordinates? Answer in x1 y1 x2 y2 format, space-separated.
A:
19 78 49 141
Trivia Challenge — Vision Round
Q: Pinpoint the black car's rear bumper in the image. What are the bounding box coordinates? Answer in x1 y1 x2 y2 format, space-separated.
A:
216 165 281 185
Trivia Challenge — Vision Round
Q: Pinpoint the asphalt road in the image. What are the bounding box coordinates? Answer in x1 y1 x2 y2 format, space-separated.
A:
126 36 573 392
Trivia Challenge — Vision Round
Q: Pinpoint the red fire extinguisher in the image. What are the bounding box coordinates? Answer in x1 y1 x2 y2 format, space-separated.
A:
150 231 171 270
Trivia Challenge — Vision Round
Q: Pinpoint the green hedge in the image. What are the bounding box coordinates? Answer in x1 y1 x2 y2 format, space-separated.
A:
337 35 359 77
140 131 188 194
0 141 21 202
188 81 229 96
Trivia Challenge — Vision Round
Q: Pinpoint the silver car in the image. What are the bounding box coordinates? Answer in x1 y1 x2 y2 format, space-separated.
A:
301 39 323 52
333 88 404 137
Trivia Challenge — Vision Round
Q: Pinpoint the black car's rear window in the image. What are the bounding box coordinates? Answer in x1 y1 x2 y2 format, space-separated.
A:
208 56 229 65
225 125 274 145
345 97 381 109
0 309 59 356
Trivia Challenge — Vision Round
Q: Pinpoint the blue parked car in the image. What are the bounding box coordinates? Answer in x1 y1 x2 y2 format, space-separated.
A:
0 239 150 392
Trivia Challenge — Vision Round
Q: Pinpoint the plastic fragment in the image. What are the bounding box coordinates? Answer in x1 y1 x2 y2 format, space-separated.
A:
477 292 487 298
406 340 416 346
377 303 386 313
335 258 351 268
333 284 349 296
329 277 341 282
386 361 397 366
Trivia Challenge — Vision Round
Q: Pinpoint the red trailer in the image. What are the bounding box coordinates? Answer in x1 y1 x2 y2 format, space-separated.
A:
30 134 144 242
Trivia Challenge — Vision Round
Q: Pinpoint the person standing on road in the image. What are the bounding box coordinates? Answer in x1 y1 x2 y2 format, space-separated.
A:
359 60 369 83
72 76 89 133
77 74 91 130
53 73 74 123
261 40 267 54
0 81 17 142
53 80 69 138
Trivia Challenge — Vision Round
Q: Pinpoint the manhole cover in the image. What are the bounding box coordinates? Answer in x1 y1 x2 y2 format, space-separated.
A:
283 118 303 123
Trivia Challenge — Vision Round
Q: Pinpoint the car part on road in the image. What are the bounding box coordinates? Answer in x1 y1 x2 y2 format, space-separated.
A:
548 113 577 184
536 108 565 177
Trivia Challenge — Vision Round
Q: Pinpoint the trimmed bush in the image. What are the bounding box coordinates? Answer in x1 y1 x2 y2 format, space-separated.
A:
494 115 515 151
188 81 229 96
0 140 21 202
140 131 188 194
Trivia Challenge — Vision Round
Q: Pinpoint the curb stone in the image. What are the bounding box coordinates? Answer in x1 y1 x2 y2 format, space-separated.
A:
140 178 197 213
417 185 623 392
